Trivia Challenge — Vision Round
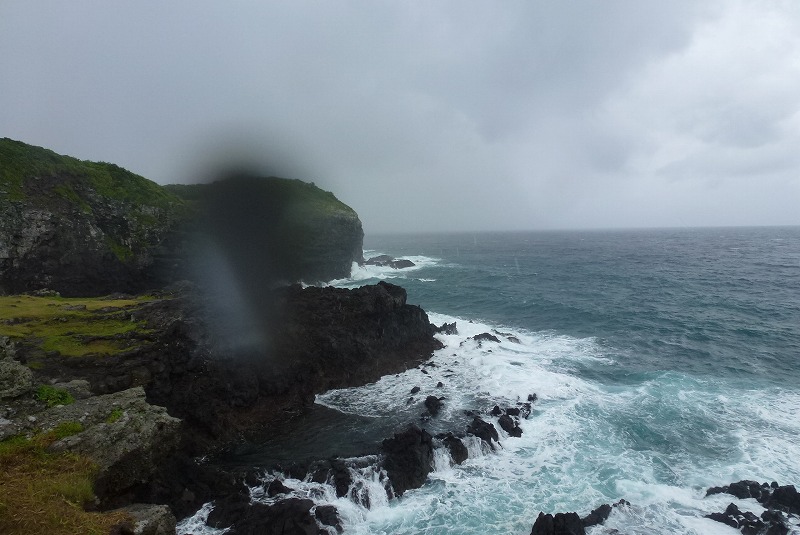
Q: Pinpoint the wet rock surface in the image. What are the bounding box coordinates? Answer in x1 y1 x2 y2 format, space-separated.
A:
381 425 434 496
705 480 799 534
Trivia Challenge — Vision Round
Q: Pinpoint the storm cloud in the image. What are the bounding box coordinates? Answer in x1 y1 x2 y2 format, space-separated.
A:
2 1 799 232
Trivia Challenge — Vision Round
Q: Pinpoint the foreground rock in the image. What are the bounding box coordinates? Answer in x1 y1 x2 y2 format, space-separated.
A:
705 480 799 534
381 425 434 496
40 387 181 504
363 255 416 269
530 500 629 535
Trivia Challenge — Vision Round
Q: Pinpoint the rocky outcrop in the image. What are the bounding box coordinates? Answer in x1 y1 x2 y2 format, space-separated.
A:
363 255 415 269
530 500 629 535
173 175 364 285
0 140 365 296
111 504 177 535
705 480 799 534
207 493 322 535
40 387 181 504
381 425 434 496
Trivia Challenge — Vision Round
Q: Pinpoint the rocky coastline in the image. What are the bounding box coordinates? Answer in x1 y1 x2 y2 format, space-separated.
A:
2 139 798 534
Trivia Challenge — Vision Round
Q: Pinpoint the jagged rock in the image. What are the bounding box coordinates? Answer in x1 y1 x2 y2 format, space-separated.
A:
0 357 33 399
767 485 800 514
441 433 469 465
382 425 433 496
467 416 499 448
434 322 458 335
582 504 612 527
389 259 415 269
315 504 342 533
424 395 443 416
208 495 320 535
530 511 585 535
472 332 500 344
498 414 522 437
411 386 421 394
268 478 293 497
363 255 393 265
363 255 415 269
44 387 181 502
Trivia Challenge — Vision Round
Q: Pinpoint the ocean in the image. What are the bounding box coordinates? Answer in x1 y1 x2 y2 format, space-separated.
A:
179 226 800 534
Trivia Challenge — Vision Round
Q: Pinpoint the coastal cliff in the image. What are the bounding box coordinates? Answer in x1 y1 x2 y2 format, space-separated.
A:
0 139 433 534
0 138 364 296
0 138 186 296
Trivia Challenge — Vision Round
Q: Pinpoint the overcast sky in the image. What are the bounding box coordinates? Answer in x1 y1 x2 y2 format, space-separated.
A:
2 1 799 233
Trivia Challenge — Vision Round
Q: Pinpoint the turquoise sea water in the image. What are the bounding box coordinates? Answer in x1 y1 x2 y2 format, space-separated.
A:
181 226 800 534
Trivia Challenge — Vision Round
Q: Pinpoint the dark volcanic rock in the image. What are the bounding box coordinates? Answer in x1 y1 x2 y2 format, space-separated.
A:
208 495 320 535
497 413 522 437
530 512 585 535
472 332 501 344
581 504 612 527
363 255 415 269
467 416 499 448
433 322 458 335
381 425 434 496
440 433 469 465
315 504 342 533
705 481 797 535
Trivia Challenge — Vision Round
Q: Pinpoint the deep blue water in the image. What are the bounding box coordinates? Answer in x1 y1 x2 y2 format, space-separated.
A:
182 226 800 535
363 227 800 386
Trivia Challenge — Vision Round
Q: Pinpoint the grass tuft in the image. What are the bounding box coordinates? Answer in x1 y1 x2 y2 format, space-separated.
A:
36 385 75 407
0 430 130 535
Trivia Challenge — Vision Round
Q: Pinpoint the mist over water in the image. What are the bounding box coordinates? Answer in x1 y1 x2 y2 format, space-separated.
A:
183 226 800 534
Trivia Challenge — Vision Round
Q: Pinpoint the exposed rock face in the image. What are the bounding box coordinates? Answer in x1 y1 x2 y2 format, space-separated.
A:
111 504 177 535
0 140 365 296
381 425 434 496
0 138 186 296
43 387 181 503
530 512 585 535
208 494 321 535
705 480 799 534
173 175 364 284
0 356 33 399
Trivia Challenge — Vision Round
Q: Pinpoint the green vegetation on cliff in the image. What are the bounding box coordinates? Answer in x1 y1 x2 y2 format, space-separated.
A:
0 294 156 357
164 175 358 218
0 138 178 209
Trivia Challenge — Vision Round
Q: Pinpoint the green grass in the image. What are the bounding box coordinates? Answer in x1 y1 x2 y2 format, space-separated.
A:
0 138 180 208
105 409 123 424
36 385 75 407
0 294 156 357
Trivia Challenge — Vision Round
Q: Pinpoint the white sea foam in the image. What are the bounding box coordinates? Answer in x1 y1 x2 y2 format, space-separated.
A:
314 311 800 534
176 502 229 535
328 255 442 287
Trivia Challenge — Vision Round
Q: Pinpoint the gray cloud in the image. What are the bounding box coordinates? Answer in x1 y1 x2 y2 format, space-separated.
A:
2 1 799 232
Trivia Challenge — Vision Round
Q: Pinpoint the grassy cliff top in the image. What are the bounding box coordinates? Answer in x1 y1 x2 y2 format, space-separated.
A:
0 294 157 358
164 175 358 219
0 137 180 209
